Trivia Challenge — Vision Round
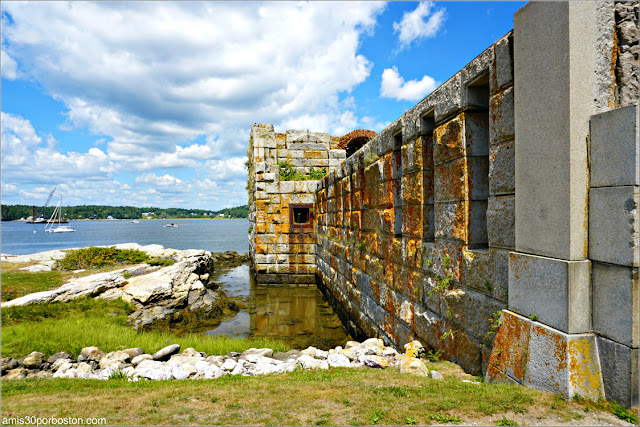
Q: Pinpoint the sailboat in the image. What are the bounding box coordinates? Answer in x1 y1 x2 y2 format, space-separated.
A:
45 199 75 233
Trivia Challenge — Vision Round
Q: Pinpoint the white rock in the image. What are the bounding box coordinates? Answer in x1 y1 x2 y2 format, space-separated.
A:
3 250 67 264
52 359 73 372
382 347 399 357
172 364 196 380
76 362 94 374
134 359 173 380
221 358 237 371
297 355 329 370
327 353 351 368
430 371 445 380
19 264 52 272
344 341 360 349
100 350 131 369
131 354 153 365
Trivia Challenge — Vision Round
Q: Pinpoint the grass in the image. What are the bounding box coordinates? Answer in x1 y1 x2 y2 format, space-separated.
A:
1 267 71 301
1 367 625 426
1 297 290 359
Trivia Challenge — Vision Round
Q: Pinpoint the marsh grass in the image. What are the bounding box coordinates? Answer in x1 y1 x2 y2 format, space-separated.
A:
1 367 625 426
1 297 290 359
1 267 71 301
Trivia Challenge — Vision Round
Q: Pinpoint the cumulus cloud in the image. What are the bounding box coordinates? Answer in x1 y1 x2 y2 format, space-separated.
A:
0 1 389 209
393 2 446 51
1 49 19 80
380 66 437 101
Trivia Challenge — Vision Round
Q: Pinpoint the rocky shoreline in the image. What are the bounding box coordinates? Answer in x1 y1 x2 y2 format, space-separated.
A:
1 244 249 329
2 339 452 382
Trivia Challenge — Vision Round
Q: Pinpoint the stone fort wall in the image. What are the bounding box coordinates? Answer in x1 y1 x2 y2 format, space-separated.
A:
248 1 638 407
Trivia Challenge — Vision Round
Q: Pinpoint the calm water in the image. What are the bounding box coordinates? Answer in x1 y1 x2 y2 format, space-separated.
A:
2 218 349 348
205 265 349 350
1 219 249 255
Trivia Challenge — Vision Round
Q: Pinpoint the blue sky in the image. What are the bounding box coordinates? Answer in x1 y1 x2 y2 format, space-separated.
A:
1 1 524 210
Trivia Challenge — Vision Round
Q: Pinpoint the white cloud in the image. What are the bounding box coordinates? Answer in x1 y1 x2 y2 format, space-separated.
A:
393 2 446 51
380 66 437 101
1 1 390 209
1 49 19 80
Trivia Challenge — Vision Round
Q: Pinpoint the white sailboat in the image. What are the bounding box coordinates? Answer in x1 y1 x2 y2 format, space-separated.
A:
45 199 75 233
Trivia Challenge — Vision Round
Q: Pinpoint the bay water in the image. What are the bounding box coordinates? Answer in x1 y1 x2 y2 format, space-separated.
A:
1 218 349 348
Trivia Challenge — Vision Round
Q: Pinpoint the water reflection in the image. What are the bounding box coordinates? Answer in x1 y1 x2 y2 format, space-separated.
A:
203 265 349 350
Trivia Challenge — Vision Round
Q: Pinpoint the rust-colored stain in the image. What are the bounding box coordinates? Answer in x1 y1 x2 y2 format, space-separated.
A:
488 311 530 383
434 114 465 165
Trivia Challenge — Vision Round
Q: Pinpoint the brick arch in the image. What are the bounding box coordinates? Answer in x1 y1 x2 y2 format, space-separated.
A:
338 129 378 157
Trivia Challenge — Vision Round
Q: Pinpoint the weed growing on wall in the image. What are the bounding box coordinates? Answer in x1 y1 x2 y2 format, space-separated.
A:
278 161 327 181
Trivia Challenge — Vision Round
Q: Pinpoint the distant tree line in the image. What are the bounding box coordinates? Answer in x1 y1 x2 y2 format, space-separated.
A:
0 204 249 221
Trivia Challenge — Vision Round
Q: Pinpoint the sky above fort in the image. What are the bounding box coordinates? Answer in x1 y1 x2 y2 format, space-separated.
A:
1 1 524 210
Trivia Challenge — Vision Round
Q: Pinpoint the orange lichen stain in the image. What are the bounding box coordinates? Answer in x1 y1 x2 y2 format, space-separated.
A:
488 311 530 383
609 28 619 109
568 338 603 398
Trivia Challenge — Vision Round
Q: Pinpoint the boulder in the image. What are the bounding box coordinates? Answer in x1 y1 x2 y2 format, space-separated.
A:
19 264 52 272
181 347 201 358
221 358 237 371
171 364 196 380
327 353 351 368
131 354 153 365
360 355 389 368
22 351 45 369
152 344 180 361
134 359 173 380
47 352 73 364
4 368 28 379
80 346 105 362
241 348 274 359
397 355 429 376
100 351 131 369
403 341 425 359
2 357 19 373
297 355 329 370
123 348 144 359
52 359 74 372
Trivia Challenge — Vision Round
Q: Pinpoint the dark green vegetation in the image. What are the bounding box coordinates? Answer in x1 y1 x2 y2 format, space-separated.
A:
1 297 290 360
2 366 630 426
0 204 249 221
57 247 150 270
278 161 327 181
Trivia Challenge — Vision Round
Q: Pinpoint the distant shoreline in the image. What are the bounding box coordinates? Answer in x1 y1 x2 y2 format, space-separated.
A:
2 217 248 222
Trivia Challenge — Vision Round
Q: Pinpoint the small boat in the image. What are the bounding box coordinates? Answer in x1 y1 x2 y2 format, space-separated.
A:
45 198 75 233
164 223 179 228
131 220 140 224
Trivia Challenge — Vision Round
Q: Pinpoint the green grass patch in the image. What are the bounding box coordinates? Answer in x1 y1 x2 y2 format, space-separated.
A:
1 368 629 426
1 269 69 301
57 247 149 270
1 297 290 359
278 161 327 181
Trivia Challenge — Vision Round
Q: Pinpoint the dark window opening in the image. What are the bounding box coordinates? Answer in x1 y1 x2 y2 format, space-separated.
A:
465 73 490 249
346 137 370 158
393 132 403 238
421 112 435 242
290 204 313 229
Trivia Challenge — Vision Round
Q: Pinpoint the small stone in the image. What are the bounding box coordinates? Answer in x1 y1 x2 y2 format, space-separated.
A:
152 344 180 361
430 370 444 380
345 341 360 349
76 362 94 374
241 348 274 359
52 359 73 372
